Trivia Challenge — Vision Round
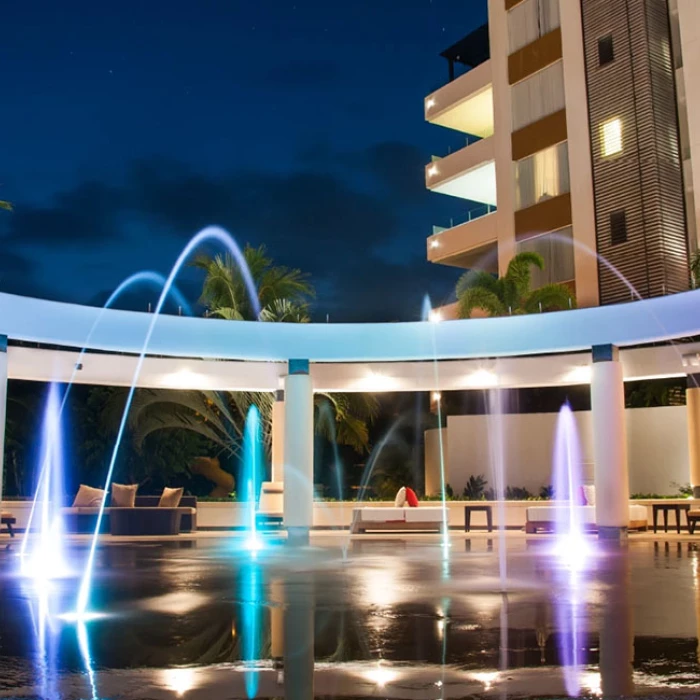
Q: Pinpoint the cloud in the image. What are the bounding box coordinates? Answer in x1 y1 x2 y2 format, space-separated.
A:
3 181 124 244
0 143 459 321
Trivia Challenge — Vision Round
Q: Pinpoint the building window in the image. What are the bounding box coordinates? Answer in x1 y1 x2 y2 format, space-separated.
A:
610 210 627 245
511 61 565 131
514 142 570 211
600 118 623 157
508 0 561 54
516 227 575 288
598 34 614 66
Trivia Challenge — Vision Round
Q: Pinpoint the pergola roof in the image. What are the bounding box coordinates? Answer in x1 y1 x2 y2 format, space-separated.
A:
1 291 700 362
1 291 699 391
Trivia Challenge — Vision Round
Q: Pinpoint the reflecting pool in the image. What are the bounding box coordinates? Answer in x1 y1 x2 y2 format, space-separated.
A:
0 534 699 698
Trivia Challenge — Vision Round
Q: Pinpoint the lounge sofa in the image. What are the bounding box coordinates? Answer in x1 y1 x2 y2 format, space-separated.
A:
525 504 648 534
62 495 197 535
350 506 447 534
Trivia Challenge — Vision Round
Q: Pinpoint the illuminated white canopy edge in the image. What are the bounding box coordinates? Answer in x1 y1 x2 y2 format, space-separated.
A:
0 291 699 363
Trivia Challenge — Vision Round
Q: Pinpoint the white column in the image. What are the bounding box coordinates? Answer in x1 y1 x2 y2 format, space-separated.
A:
0 336 7 506
685 375 700 498
283 360 313 544
271 390 285 484
591 345 630 538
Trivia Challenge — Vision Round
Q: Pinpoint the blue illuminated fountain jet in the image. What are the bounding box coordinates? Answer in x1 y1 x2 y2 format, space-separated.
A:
21 383 70 580
242 405 264 552
76 226 260 617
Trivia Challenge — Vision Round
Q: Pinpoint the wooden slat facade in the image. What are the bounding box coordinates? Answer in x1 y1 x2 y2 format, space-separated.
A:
580 0 689 305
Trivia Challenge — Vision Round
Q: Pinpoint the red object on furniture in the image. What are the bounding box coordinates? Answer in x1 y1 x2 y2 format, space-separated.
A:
405 487 419 507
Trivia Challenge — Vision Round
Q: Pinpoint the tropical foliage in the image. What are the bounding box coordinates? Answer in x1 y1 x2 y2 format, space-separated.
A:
193 245 314 321
456 251 575 319
0 200 12 212
691 250 700 288
105 245 379 494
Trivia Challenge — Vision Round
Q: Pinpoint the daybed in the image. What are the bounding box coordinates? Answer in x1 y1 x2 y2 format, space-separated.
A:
350 506 447 534
525 504 648 534
62 495 197 535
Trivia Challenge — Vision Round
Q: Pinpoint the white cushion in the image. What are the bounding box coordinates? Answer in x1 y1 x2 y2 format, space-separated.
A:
628 505 647 520
394 487 407 508
354 507 405 522
582 485 596 506
526 504 648 525
72 484 107 507
404 507 446 523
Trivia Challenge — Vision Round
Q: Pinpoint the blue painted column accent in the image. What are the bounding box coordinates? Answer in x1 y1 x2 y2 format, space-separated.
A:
0 336 7 505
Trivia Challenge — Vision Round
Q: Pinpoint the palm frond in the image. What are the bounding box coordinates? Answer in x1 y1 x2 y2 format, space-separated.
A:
457 287 507 318
259 299 310 323
0 200 12 212
455 269 500 299
522 283 576 314
505 251 544 302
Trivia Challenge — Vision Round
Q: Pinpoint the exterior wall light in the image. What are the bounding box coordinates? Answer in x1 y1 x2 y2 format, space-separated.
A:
427 163 439 178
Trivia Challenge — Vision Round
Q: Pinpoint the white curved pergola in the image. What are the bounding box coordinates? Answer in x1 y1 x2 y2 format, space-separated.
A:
0 289 699 363
1 290 699 526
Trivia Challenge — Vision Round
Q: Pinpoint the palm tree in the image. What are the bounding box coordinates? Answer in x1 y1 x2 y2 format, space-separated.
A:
115 245 378 494
193 245 314 322
0 200 12 212
456 251 575 319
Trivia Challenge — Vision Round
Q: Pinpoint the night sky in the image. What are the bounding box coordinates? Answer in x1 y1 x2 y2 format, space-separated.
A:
1 1 487 321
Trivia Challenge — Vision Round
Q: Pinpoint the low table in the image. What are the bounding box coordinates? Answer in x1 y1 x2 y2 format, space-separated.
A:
464 505 493 532
652 503 691 534
1 514 16 538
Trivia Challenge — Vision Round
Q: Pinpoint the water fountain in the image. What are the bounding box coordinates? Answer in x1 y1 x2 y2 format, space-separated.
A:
21 271 191 568
421 295 450 555
552 402 591 566
76 225 260 617
242 404 264 553
551 402 591 697
20 383 70 581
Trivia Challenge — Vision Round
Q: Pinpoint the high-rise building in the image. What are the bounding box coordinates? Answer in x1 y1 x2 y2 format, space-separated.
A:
425 0 700 310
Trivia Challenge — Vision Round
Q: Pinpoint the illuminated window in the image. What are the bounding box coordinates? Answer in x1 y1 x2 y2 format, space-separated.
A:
601 118 623 157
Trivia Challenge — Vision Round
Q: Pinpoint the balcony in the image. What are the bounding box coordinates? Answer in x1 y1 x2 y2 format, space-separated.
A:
427 206 500 271
425 136 496 205
425 60 493 137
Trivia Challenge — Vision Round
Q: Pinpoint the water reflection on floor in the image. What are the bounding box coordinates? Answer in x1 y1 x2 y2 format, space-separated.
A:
0 534 698 699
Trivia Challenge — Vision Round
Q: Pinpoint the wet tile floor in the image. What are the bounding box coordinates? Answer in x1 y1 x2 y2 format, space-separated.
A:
0 533 698 699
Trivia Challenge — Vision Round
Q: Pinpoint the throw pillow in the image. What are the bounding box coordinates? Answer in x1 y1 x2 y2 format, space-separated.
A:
159 487 184 508
394 486 407 508
405 487 419 507
111 483 138 507
582 485 596 507
72 484 107 508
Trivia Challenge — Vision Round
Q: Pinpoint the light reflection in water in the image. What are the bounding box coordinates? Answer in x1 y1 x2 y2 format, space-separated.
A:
240 560 263 698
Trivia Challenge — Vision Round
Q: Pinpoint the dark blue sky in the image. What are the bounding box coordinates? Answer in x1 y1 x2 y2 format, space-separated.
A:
1 0 486 321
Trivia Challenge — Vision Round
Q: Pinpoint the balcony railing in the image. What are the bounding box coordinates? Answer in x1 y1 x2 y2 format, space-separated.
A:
432 204 496 236
430 135 482 163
